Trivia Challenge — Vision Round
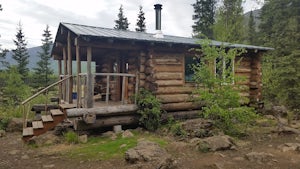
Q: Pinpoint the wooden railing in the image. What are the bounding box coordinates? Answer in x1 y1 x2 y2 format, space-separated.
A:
21 76 72 128
78 72 139 107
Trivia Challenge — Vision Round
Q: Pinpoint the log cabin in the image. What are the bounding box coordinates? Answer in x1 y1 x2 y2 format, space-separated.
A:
22 4 272 140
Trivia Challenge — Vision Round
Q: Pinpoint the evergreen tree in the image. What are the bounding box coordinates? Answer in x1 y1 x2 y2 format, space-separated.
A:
213 0 244 43
136 6 146 32
192 0 216 39
12 22 29 79
0 4 8 68
33 25 53 87
247 10 256 45
259 0 300 111
114 5 130 30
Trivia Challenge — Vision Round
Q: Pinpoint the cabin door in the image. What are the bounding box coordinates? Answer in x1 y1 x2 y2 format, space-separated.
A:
112 55 128 101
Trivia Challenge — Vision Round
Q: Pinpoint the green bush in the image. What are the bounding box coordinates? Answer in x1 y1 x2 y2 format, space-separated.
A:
192 40 258 137
64 131 79 144
136 89 162 131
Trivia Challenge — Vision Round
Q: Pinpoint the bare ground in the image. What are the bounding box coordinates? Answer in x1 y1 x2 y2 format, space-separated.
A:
1 123 300 169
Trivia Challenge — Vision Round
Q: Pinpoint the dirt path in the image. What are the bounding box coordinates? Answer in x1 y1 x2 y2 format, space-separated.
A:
1 129 300 169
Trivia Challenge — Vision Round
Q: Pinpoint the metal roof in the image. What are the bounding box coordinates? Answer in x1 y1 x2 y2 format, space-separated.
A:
61 22 273 51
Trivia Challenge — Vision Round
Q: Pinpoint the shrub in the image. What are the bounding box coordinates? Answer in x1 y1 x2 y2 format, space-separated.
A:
64 131 79 144
136 89 162 131
192 40 258 137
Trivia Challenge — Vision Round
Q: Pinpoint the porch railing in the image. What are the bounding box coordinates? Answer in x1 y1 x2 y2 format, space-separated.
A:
78 72 139 107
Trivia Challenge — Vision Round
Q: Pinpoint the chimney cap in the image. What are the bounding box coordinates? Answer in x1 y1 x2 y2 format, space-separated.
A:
154 4 162 9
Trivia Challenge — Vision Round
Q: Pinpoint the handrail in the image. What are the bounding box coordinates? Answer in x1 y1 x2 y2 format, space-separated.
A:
79 72 136 77
21 75 72 105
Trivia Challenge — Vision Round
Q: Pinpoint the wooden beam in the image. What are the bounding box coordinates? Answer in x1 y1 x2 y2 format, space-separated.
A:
58 59 62 103
67 32 73 103
63 47 68 102
86 47 94 108
76 45 81 108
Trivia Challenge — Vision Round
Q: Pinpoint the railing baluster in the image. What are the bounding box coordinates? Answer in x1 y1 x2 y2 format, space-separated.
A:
121 76 126 104
106 75 110 104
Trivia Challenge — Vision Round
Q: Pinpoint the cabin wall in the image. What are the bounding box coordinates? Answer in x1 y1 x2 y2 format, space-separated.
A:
140 50 263 112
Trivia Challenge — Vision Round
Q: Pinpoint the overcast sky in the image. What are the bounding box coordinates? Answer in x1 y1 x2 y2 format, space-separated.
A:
0 0 263 50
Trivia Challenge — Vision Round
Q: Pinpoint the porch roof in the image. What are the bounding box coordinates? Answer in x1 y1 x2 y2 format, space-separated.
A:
58 22 273 51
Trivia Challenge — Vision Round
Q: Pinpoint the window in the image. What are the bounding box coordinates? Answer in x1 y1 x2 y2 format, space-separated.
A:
185 56 194 82
215 56 234 81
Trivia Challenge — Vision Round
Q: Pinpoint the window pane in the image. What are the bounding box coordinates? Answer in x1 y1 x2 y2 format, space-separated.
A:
185 56 194 82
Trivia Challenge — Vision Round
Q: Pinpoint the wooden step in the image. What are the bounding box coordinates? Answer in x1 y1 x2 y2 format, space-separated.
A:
23 127 33 136
41 115 53 122
59 104 76 110
32 121 44 129
50 109 64 116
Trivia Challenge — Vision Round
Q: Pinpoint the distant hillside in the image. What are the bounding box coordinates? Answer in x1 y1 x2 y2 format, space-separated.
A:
4 46 94 74
244 9 261 31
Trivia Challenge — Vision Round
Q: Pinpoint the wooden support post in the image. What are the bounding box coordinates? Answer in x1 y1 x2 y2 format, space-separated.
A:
67 32 73 103
63 47 68 102
76 45 81 108
86 47 93 108
106 75 110 104
58 59 62 103
135 73 139 104
121 77 126 104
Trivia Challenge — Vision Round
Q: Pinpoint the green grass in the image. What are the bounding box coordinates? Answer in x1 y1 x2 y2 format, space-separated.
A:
64 131 167 161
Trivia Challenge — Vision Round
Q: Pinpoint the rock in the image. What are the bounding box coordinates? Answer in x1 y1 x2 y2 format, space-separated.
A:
279 126 300 135
272 105 288 117
102 131 117 140
9 150 20 155
120 144 127 149
196 135 236 152
245 152 274 164
113 125 123 133
264 115 276 120
122 130 134 138
30 132 61 146
233 157 245 161
181 118 213 138
0 129 6 137
21 154 30 160
79 134 88 143
125 140 177 168
278 143 300 152
42 164 55 168
6 118 23 132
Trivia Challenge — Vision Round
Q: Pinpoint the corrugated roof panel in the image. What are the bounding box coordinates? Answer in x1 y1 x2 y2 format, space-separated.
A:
61 22 273 51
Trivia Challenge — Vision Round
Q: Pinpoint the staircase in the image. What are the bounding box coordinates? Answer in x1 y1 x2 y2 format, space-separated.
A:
22 104 76 142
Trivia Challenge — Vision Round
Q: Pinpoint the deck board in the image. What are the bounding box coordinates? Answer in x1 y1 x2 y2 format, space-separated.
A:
50 109 64 116
22 127 33 136
32 121 43 129
41 115 53 122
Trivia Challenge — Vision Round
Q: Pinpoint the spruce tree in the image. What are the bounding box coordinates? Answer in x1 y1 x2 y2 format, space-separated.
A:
192 0 216 39
247 10 256 45
136 6 146 32
114 5 130 30
33 25 53 87
213 0 244 43
12 22 29 79
259 0 300 111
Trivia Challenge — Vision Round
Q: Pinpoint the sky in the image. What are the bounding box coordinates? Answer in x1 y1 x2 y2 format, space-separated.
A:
0 0 263 50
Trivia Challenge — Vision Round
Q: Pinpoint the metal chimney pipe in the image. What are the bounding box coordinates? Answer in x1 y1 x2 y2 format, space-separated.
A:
154 4 164 38
154 4 162 30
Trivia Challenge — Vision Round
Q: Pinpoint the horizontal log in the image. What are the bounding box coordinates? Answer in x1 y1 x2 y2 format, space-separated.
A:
139 80 145 87
74 115 140 130
139 73 146 80
145 67 155 75
140 57 146 64
31 104 59 112
154 72 183 80
235 68 251 73
154 65 182 72
155 86 193 94
66 104 138 117
161 102 202 111
145 59 155 67
239 92 250 97
161 110 200 122
157 94 190 103
156 80 183 86
154 58 181 65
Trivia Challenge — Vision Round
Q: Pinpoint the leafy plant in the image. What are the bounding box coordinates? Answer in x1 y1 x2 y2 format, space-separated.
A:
64 131 79 144
136 88 162 131
192 40 258 137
